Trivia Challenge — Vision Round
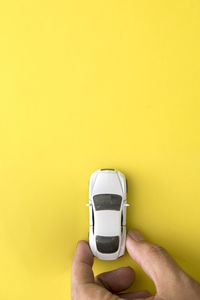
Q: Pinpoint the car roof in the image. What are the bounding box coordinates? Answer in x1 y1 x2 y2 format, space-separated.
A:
94 210 121 236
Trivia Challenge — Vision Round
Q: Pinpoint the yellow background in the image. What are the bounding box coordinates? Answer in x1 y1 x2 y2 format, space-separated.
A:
0 1 200 299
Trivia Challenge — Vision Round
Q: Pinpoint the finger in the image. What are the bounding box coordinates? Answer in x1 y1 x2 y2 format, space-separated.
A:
95 267 135 293
71 240 94 285
130 298 153 300
118 290 152 299
127 229 146 242
126 229 184 291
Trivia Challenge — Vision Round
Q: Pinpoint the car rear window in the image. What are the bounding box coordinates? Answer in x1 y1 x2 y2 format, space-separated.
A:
93 194 122 211
96 235 119 253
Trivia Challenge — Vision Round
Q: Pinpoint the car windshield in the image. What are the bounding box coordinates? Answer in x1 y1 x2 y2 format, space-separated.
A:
93 194 122 211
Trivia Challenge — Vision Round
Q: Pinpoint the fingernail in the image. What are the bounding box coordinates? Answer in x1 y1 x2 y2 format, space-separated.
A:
127 229 146 241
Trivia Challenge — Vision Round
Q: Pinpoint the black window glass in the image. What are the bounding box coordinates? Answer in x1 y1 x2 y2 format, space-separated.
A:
96 235 119 253
93 194 122 211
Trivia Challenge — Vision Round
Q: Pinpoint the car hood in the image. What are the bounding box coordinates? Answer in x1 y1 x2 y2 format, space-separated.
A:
92 172 122 196
94 211 121 236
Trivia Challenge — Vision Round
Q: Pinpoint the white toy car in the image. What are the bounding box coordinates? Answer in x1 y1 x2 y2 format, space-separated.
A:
87 168 129 260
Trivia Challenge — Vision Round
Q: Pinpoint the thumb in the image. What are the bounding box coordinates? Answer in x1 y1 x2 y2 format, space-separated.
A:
126 229 185 292
71 240 94 285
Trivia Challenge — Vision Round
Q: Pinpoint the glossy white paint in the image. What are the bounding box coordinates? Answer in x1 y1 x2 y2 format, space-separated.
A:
87 168 129 260
94 211 121 236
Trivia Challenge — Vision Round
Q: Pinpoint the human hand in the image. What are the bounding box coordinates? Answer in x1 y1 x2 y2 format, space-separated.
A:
71 229 200 299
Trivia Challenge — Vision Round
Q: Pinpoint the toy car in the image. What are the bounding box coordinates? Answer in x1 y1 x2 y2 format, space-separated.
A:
86 168 129 260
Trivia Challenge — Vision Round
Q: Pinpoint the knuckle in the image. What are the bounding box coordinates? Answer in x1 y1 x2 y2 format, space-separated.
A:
71 284 87 300
143 242 167 257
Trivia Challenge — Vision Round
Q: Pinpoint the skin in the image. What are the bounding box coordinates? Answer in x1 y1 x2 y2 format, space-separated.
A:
71 229 200 300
